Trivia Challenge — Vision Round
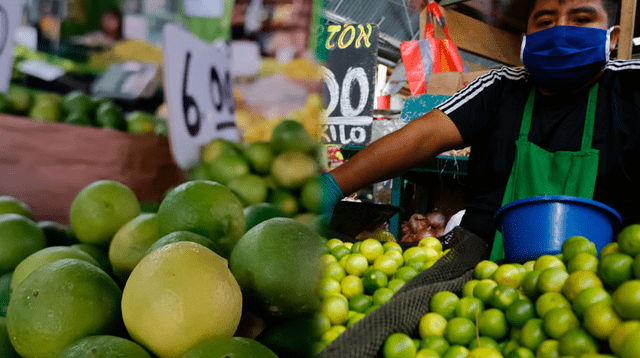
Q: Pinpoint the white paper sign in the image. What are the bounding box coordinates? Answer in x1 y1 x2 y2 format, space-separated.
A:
0 1 25 93
163 24 238 170
183 0 224 18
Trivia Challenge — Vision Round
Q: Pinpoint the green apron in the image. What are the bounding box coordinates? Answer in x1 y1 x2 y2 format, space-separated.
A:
490 83 601 261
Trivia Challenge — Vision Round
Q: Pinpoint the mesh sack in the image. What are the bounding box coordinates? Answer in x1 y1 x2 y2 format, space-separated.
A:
319 226 488 358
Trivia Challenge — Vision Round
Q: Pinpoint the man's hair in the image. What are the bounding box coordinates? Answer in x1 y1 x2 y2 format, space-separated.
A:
526 0 619 28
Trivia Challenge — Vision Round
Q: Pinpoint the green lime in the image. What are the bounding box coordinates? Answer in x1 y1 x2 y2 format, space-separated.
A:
382 333 416 358
519 318 547 351
269 190 299 217
372 287 394 306
394 267 418 283
542 308 579 339
6 259 122 358
505 299 535 328
557 328 598 356
597 253 634 289
157 181 244 258
182 336 278 358
126 111 155 134
420 335 450 356
70 180 141 246
362 269 388 294
444 317 476 346
429 291 459 320
0 214 47 273
478 308 509 341
349 293 373 313
270 120 316 153
56 335 152 358
490 284 519 310
227 174 268 207
0 197 32 219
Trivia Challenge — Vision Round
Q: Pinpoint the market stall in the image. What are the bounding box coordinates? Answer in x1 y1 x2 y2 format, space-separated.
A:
315 0 640 357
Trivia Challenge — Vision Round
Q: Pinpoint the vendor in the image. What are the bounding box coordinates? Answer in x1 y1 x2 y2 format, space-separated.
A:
322 0 638 261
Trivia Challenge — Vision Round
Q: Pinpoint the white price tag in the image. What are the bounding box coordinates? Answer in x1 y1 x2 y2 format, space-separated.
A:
0 0 25 93
163 24 238 170
183 0 225 18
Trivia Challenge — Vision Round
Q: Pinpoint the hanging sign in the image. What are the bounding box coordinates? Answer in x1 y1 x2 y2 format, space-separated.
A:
320 23 378 145
0 0 25 93
163 24 238 170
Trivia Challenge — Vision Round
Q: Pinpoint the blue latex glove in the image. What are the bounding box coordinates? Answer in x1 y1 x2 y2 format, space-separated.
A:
319 172 344 224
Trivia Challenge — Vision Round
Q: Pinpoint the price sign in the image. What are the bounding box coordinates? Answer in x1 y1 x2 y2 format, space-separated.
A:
163 24 238 170
319 23 378 145
0 1 25 93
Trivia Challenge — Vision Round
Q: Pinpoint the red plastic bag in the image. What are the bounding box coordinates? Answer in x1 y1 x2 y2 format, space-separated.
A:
400 2 468 95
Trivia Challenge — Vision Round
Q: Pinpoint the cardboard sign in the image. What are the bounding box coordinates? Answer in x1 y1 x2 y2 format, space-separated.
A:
0 1 25 93
163 24 238 170
319 23 378 145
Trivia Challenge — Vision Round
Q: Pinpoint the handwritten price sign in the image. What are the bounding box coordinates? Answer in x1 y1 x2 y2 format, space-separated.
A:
163 24 238 170
319 23 378 145
0 1 25 93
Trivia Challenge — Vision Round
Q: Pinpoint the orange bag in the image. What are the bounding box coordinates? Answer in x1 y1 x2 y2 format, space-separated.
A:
400 2 468 95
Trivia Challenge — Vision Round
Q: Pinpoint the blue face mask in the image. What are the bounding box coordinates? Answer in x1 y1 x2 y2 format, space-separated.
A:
521 26 613 93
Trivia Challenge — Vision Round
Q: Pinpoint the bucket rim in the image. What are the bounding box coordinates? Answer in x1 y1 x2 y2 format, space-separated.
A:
494 195 622 229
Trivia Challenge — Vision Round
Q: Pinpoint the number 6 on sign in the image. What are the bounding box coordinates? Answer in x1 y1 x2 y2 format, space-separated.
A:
164 24 239 170
182 52 201 137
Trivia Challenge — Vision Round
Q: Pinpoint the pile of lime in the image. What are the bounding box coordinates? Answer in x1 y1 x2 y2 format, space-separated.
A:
372 232 640 358
188 119 324 227
315 234 449 352
0 87 166 135
0 172 322 356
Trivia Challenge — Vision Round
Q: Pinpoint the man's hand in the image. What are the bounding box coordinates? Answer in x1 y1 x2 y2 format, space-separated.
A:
319 172 344 223
329 109 464 196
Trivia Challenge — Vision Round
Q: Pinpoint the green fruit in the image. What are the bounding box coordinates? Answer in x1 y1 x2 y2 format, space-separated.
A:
0 95 12 114
62 91 93 116
229 218 324 316
188 163 211 181
242 141 275 174
254 317 315 358
201 139 240 164
0 214 47 273
11 246 100 292
0 273 11 317
64 112 93 126
37 221 77 247
70 244 113 276
271 151 319 189
300 177 323 214
29 103 61 123
207 155 251 186
6 87 32 115
270 119 316 153
227 174 268 207
95 104 125 130
56 335 152 358
6 259 123 358
243 203 286 232
0 196 32 219
183 337 278 358
269 190 299 217
145 231 222 257
0 317 19 357
126 111 155 134
156 181 245 258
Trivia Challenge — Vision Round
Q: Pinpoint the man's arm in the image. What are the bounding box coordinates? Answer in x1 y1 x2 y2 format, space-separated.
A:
330 109 464 196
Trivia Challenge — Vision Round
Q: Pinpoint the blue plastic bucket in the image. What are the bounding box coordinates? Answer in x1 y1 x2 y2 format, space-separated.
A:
495 195 622 263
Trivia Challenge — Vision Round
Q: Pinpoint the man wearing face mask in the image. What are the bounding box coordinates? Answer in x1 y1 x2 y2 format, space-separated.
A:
321 0 638 261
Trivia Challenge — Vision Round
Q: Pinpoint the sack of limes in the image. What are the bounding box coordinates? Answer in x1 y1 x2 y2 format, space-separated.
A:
316 227 480 356
321 227 640 358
